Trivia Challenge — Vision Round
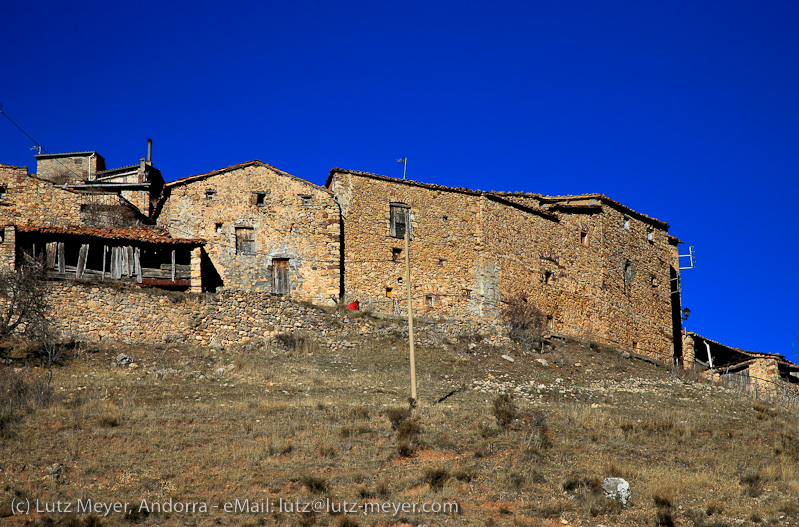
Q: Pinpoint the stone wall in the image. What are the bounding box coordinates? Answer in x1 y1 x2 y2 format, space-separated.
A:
330 170 680 359
35 153 106 184
46 281 505 349
0 165 84 230
157 163 340 304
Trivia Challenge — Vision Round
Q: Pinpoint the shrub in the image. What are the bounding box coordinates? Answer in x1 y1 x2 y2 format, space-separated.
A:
300 475 327 493
501 293 545 352
424 468 450 491
492 394 518 429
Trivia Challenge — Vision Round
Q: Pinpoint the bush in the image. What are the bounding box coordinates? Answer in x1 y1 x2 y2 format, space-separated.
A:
0 255 49 340
492 394 518 429
501 293 545 352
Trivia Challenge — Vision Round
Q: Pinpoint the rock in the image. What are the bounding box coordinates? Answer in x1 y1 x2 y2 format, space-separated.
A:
115 353 133 367
535 358 549 367
602 477 631 507
501 354 515 363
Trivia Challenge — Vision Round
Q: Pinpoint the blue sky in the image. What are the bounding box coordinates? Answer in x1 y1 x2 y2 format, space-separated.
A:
2 1 797 359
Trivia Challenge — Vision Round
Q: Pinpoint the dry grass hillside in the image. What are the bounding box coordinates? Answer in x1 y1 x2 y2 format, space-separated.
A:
1 330 798 527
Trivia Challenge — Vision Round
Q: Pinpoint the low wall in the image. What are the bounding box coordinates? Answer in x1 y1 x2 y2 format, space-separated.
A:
47 281 506 349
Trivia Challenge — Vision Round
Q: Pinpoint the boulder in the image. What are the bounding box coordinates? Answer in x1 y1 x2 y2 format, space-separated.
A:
602 477 631 506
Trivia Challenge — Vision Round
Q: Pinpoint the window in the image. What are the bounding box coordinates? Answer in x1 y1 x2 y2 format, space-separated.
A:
385 287 393 298
235 227 255 255
646 228 654 242
392 248 403 261
272 258 289 294
205 188 215 200
424 294 435 307
215 222 223 233
579 230 588 246
254 192 267 207
623 216 630 231
543 270 553 284
389 203 410 239
299 194 312 206
463 288 472 299
0 185 7 200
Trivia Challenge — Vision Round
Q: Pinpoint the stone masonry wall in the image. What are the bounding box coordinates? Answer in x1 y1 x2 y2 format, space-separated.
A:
46 282 505 349
157 164 340 304
331 172 492 319
0 164 84 231
330 171 680 359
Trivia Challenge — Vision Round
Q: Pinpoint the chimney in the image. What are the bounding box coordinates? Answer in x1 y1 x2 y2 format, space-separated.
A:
147 138 153 165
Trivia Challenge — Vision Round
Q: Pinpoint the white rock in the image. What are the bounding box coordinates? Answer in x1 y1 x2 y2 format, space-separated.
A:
602 477 631 507
501 354 515 363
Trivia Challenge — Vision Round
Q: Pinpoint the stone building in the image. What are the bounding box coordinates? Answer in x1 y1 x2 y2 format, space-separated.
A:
1 147 694 359
155 161 341 304
327 169 683 359
0 152 203 291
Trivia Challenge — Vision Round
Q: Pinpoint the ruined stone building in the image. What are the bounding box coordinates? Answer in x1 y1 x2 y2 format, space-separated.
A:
0 146 693 361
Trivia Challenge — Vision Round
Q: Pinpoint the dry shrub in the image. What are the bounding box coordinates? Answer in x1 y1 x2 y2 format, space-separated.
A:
740 471 763 497
501 293 545 352
492 394 517 429
653 492 675 527
424 467 450 491
300 475 327 493
521 410 551 457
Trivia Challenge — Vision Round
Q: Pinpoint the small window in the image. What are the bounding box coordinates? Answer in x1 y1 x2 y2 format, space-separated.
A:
299 194 312 206
424 294 435 307
442 215 448 221
389 203 410 239
392 248 403 261
215 222 223 233
650 274 658 288
646 228 654 242
0 185 7 200
463 288 472 299
438 258 445 266
543 270 553 284
235 227 255 255
623 216 630 231
579 230 588 246
205 188 215 200
254 192 267 207
386 287 393 298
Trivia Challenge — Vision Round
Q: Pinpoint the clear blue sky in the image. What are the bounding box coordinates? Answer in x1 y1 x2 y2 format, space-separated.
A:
2 1 797 359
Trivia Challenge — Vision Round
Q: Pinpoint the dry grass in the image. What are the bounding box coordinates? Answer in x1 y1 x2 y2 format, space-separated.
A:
0 334 798 526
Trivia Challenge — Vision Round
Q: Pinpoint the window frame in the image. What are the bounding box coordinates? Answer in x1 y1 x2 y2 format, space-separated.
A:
235 226 256 256
389 202 411 239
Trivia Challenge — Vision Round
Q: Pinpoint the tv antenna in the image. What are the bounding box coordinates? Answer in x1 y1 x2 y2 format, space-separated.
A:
396 157 407 179
679 246 696 270
29 145 42 154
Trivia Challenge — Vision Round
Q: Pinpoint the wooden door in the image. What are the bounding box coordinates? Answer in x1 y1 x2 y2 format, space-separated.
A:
273 259 289 294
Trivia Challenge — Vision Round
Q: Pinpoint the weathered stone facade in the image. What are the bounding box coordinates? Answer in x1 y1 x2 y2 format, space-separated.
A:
0 150 694 360
156 162 341 304
328 169 682 359
0 163 84 228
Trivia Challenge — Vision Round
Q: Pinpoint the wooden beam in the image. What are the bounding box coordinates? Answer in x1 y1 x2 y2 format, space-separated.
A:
57 243 65 274
76 244 88 279
171 250 176 282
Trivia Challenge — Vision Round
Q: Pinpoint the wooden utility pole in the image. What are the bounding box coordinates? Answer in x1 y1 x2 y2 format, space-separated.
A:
404 217 417 403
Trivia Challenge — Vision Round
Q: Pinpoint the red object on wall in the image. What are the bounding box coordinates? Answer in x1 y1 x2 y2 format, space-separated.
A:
348 301 360 310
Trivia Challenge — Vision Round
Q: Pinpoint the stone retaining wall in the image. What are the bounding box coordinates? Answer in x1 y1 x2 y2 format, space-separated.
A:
47 281 506 349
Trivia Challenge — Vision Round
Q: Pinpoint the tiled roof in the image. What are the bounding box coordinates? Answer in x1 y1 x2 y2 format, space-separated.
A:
17 225 203 245
166 160 333 194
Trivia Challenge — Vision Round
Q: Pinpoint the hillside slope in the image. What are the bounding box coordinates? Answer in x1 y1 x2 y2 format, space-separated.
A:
1 334 798 527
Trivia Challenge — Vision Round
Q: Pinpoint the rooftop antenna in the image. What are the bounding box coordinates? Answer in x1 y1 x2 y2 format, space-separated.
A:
396 157 407 179
29 145 42 154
